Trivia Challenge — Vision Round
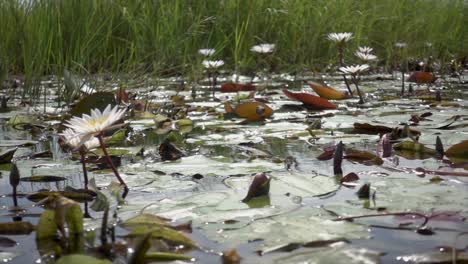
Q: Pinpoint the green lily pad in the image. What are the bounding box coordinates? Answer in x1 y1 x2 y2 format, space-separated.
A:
27 191 95 203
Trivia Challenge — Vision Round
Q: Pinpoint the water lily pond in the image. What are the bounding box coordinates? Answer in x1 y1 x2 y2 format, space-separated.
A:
0 72 467 263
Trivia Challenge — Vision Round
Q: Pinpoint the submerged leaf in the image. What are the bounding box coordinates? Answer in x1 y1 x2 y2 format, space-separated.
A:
393 140 436 157
222 249 241 264
159 139 184 161
344 149 383 165
308 81 348 100
283 89 337 110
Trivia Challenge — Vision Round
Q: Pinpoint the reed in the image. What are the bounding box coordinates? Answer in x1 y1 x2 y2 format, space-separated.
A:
0 0 465 100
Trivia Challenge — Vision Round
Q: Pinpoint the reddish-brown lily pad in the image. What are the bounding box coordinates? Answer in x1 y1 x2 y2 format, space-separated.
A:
283 89 337 110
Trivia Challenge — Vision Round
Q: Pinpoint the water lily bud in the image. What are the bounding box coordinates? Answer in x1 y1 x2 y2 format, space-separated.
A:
242 172 270 202
9 163 20 187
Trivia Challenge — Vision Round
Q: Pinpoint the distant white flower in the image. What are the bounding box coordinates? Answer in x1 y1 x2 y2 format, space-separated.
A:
425 42 432 48
202 60 224 69
395 42 407 48
250 43 276 54
61 128 99 150
198 48 215 56
327 32 353 43
339 64 370 75
64 104 126 146
357 46 373 54
355 51 378 61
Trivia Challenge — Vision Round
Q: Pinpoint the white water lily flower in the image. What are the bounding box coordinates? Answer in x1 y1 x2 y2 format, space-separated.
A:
60 128 100 150
327 32 353 43
355 51 378 61
198 48 215 56
395 42 407 48
250 43 276 54
339 64 370 75
64 104 126 145
202 60 224 69
357 46 373 54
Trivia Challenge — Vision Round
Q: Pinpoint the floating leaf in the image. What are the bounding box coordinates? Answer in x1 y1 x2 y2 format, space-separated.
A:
122 213 171 229
308 81 348 100
27 191 95 203
56 254 112 264
20 175 66 182
407 71 437 83
145 252 193 262
0 237 17 247
242 172 270 202
232 101 273 121
0 148 17 164
221 83 256 93
0 222 35 235
70 92 116 117
445 140 468 159
283 89 336 110
124 225 196 249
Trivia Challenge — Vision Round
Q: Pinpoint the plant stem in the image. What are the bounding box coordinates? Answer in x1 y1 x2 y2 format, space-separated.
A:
79 149 88 190
338 45 353 96
401 70 405 96
352 76 365 104
97 133 128 198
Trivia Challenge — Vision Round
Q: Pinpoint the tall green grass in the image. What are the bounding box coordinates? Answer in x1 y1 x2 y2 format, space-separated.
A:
0 0 466 99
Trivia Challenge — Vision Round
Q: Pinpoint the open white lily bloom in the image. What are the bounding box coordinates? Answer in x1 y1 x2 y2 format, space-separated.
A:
250 43 275 54
61 128 100 150
198 48 215 56
355 51 377 61
357 46 373 54
395 42 407 48
327 32 353 43
339 64 370 75
64 104 126 146
202 60 224 69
